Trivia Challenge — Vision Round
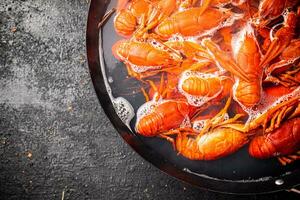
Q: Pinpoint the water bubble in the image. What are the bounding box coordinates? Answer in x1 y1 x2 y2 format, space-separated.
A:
181 116 192 128
193 120 207 131
127 60 161 73
108 76 113 83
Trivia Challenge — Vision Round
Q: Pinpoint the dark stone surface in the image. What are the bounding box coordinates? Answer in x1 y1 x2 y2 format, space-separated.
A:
0 0 298 199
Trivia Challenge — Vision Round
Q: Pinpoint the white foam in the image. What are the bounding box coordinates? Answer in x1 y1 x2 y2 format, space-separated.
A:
282 8 290 21
113 97 135 126
168 34 186 42
134 94 166 130
130 63 161 73
223 112 229 121
180 116 192 128
149 39 168 50
136 98 162 120
99 31 135 129
192 119 207 131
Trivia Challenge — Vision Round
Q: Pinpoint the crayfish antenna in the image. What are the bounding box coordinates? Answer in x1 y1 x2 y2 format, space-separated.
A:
201 38 250 82
98 8 116 28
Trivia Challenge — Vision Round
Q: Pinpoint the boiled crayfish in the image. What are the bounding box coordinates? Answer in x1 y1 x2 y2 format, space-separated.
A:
155 7 235 39
232 24 262 108
166 97 249 160
114 0 197 38
108 0 300 165
248 96 300 165
178 71 233 106
135 80 196 137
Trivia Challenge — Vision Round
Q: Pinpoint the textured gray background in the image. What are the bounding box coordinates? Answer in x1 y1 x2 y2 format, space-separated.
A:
0 0 299 199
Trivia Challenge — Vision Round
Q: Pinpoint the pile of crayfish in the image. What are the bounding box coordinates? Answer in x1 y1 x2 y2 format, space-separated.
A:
107 0 300 165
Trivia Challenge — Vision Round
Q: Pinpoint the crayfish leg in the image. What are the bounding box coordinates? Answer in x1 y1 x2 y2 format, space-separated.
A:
98 8 116 28
158 73 165 95
277 151 300 166
141 87 150 102
265 106 286 133
146 73 171 100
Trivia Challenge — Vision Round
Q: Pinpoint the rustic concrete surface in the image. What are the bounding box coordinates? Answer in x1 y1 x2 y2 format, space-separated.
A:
0 0 298 199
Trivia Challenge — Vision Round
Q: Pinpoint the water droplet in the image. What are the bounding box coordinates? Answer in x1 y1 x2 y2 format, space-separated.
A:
108 76 113 83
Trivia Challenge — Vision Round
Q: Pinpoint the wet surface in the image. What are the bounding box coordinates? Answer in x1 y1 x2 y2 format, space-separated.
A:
101 0 299 183
0 0 299 199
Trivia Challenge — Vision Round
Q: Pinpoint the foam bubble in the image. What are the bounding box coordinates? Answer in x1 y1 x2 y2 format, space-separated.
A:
223 113 229 121
192 119 207 131
168 34 186 42
113 97 135 127
135 94 167 127
136 99 160 120
149 39 168 50
108 76 113 83
130 63 161 73
180 116 192 128
242 86 300 124
282 8 289 19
